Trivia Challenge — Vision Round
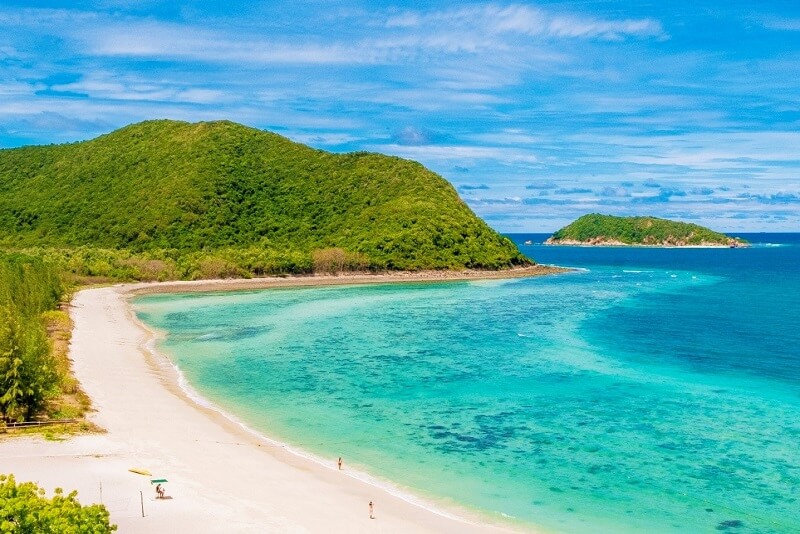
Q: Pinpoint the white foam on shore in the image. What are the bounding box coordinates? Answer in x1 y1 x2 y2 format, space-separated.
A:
562 266 590 273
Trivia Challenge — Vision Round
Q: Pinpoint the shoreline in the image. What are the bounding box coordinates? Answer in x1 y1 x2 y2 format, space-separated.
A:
2 268 562 533
130 306 494 529
543 239 746 248
126 264 568 295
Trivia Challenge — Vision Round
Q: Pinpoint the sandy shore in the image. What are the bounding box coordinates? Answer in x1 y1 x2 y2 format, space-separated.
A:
0 270 557 533
128 264 566 295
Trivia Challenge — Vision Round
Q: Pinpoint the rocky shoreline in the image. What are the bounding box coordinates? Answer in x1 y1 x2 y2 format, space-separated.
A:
544 236 747 247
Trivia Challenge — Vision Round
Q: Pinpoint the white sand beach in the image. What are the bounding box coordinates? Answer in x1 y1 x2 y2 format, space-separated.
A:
0 275 548 533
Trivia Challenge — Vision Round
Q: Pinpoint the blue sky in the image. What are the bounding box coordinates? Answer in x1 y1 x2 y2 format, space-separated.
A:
2 1 799 232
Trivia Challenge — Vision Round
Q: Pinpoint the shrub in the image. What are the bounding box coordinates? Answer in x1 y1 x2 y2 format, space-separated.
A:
0 474 116 533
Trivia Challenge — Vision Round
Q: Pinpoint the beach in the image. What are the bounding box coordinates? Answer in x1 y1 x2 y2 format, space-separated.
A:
0 271 556 533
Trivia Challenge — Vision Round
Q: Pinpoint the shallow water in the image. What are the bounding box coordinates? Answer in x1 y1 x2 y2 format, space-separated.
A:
134 233 800 533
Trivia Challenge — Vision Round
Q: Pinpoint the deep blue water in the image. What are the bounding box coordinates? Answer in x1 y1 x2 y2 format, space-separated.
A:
509 233 800 386
133 233 800 533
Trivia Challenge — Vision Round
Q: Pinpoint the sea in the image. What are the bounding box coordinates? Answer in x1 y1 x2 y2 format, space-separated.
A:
132 233 800 533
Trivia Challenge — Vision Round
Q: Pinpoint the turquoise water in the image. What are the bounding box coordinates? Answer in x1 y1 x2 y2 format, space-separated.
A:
133 234 800 533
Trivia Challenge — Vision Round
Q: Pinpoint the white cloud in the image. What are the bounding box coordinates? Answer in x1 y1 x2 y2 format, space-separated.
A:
289 132 364 146
759 16 800 31
50 73 229 104
385 5 666 41
175 89 228 104
84 24 363 64
489 5 666 40
1 4 798 232
6 4 665 69
384 12 417 28
467 129 561 146
0 81 40 97
374 143 539 165
0 46 23 60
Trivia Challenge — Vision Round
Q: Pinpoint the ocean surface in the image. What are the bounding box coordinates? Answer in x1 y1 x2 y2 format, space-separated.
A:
132 233 800 533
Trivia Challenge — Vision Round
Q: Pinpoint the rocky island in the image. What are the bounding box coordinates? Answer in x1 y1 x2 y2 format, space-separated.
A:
546 214 748 247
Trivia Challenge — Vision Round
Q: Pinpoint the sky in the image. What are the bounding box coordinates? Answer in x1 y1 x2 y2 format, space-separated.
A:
2 1 799 232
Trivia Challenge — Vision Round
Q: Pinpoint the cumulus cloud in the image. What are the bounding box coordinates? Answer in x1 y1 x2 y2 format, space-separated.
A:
737 192 800 204
525 180 558 190
523 197 572 205
472 197 521 205
1 3 799 231
690 186 715 195
457 183 491 191
633 187 687 203
555 187 592 194
2 111 111 139
599 186 630 197
393 126 436 146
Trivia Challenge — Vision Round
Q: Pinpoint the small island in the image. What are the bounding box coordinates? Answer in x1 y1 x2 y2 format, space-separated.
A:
545 214 748 247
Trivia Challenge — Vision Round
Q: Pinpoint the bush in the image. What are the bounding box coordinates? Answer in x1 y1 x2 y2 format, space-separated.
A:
312 248 371 274
0 474 116 533
0 306 59 422
0 256 64 422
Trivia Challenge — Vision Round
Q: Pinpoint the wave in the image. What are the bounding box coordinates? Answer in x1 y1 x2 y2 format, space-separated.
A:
748 242 790 248
563 266 590 273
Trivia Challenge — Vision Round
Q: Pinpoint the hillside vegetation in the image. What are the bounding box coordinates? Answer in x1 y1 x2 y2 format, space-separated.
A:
0 120 530 275
547 214 747 247
0 254 74 424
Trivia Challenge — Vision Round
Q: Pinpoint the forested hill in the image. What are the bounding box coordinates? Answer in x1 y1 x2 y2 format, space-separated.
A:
0 120 529 271
546 214 747 247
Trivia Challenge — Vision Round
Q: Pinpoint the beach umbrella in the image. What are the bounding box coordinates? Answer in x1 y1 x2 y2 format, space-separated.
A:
128 467 151 476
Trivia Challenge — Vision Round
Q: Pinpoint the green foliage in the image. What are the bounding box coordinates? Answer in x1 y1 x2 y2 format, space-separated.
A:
0 255 62 316
0 474 116 533
549 214 747 246
0 120 530 272
311 247 368 274
0 255 63 422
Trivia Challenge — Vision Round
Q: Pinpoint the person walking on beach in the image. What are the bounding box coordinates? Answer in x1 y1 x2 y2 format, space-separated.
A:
369 500 374 519
338 457 343 470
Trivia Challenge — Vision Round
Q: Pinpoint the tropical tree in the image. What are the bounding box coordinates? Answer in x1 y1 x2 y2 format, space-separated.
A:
0 474 116 533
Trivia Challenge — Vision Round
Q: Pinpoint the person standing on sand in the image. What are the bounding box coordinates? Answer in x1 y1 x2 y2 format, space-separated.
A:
369 500 374 519
338 457 343 470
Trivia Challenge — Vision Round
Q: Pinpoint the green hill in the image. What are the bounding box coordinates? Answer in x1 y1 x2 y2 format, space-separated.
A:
546 214 747 247
0 120 530 274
